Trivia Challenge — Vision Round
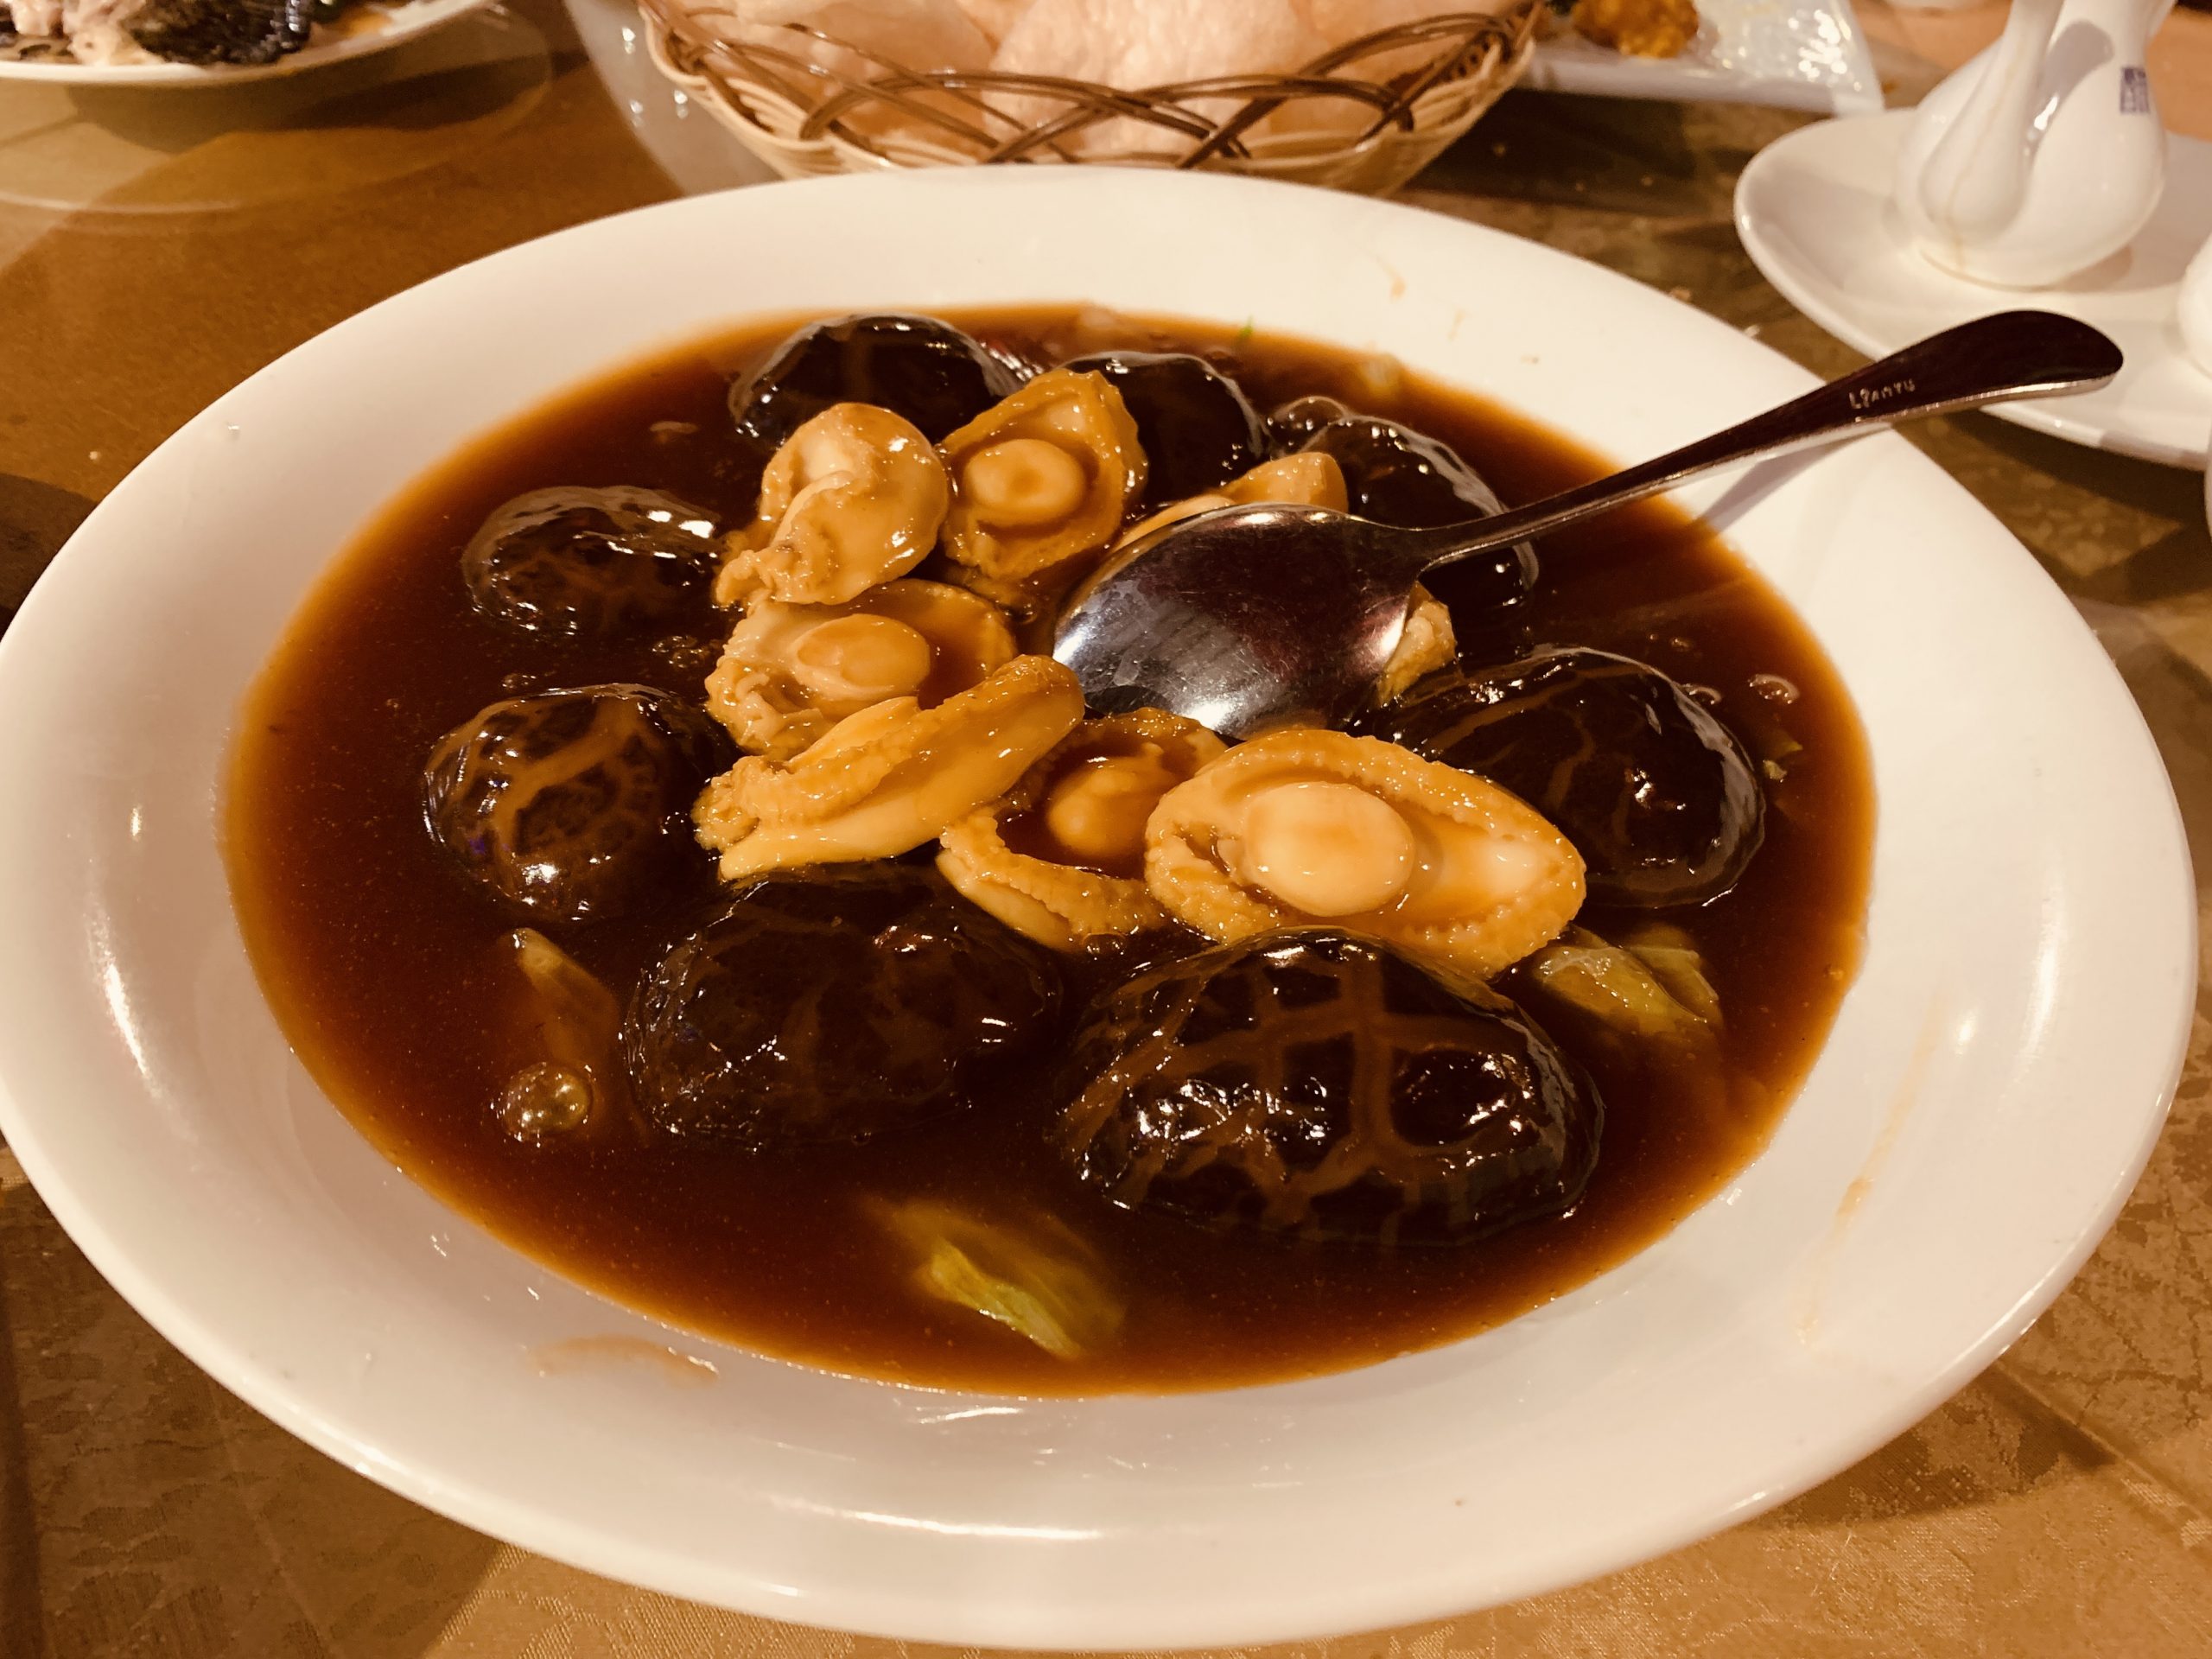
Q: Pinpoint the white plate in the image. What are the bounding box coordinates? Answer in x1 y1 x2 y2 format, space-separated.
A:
0 170 2193 1647
1525 0 1882 116
0 0 494 84
1737 110 2212 469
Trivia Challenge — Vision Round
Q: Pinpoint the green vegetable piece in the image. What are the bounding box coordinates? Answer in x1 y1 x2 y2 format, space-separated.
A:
499 928 626 1131
1624 925 1725 1028
1524 926 1717 1045
880 1200 1123 1360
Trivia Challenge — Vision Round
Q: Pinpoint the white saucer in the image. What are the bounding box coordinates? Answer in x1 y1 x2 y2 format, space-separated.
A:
1737 110 2212 469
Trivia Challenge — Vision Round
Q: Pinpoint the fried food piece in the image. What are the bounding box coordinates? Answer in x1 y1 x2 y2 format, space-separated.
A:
1573 0 1699 60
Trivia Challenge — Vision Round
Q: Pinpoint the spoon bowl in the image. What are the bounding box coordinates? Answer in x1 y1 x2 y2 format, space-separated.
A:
1054 504 1423 734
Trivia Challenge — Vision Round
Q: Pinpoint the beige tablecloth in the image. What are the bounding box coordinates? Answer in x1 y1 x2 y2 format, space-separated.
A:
3 3 2209 1653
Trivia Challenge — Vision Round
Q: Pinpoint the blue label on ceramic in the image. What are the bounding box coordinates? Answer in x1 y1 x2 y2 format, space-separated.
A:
2120 67 2152 115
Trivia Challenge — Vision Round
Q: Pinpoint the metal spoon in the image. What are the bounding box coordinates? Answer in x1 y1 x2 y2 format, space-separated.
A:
1052 309 2121 739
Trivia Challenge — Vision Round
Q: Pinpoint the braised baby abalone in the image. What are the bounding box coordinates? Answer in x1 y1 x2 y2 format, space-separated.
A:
1114 451 1349 547
1377 588 1459 703
938 709 1225 951
693 654 1084 880
1145 728 1586 986
706 577 1017 760
715 404 950 608
939 369 1146 613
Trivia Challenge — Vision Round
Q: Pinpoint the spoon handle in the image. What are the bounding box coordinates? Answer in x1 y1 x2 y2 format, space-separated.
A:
1409 310 2122 574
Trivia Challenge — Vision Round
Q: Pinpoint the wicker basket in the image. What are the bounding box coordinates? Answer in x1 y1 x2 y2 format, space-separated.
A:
638 3 1541 197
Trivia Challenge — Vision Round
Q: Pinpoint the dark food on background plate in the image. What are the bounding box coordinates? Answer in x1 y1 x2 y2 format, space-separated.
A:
0 0 364 67
231 306 1871 1392
1569 0 1701 60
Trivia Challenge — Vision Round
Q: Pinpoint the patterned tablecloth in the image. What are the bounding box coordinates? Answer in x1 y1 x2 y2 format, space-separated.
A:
3 3 2209 1653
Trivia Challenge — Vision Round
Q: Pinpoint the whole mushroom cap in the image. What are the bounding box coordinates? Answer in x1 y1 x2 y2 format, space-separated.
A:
1061 929 1603 1246
423 683 733 923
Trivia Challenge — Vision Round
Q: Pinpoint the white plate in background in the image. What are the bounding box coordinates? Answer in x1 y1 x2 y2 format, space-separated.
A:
0 168 2190 1646
0 0 494 84
1526 0 1883 115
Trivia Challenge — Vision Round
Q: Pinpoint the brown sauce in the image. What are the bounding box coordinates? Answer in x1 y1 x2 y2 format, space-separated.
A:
226 308 1873 1394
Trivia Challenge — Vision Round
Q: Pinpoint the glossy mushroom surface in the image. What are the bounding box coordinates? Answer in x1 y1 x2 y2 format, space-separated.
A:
1295 410 1507 526
462 486 721 639
1060 930 1602 1245
423 683 734 922
1285 404 1538 615
1060 350 1267 508
623 864 1063 1147
728 312 1023 449
1357 647 1766 909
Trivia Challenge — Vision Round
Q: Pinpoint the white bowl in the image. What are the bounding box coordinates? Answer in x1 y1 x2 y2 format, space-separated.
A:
0 170 2192 1648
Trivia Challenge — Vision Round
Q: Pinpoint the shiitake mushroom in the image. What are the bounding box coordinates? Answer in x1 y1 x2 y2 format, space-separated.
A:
621 864 1064 1147
1263 394 1344 453
423 684 733 923
1357 647 1765 910
1270 397 1537 615
1060 930 1600 1246
1058 351 1267 509
1268 398 1499 525
728 314 1023 449
462 486 720 639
